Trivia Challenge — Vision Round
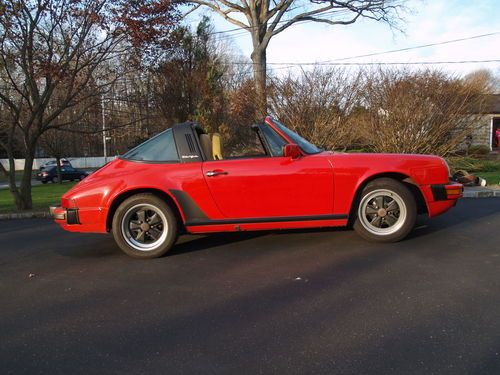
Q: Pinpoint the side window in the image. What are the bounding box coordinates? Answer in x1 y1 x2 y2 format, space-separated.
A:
260 124 287 156
123 129 179 162
224 129 267 158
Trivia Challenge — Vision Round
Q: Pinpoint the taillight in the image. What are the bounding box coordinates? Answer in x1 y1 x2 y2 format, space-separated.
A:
61 197 78 208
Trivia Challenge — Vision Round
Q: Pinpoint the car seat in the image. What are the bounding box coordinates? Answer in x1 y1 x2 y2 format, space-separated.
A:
199 134 213 161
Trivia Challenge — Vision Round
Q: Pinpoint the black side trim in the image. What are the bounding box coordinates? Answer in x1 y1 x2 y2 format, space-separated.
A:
66 208 80 224
431 184 447 201
169 189 209 222
185 214 349 226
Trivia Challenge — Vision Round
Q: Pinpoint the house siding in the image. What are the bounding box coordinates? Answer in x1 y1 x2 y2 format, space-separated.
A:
471 115 491 147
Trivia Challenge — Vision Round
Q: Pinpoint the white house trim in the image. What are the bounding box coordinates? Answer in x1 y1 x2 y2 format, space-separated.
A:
490 116 494 151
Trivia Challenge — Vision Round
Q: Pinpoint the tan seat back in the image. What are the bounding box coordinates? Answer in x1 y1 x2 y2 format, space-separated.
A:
211 133 224 160
199 134 213 160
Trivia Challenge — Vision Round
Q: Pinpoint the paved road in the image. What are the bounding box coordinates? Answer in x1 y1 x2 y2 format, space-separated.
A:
1 199 500 374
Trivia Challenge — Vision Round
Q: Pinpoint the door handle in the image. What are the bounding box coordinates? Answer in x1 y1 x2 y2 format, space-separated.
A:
206 170 228 177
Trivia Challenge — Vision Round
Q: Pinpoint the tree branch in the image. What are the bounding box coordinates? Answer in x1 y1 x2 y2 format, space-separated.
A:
186 0 250 29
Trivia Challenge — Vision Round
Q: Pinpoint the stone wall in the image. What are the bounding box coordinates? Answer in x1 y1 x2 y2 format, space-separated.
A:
471 115 492 147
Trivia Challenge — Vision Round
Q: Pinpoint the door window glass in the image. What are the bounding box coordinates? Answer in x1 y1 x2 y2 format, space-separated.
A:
123 129 179 162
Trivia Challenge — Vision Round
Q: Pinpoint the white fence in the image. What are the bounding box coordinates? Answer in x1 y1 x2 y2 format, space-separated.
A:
0 156 117 171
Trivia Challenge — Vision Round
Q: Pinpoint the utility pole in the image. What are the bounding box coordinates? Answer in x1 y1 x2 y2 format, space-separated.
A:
102 94 107 164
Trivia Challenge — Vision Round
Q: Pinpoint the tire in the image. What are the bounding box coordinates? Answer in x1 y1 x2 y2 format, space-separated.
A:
41 180 48 184
353 178 416 243
52 176 59 183
112 193 178 259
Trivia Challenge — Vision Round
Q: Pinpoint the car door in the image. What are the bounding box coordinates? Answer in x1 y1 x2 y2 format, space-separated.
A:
202 127 334 219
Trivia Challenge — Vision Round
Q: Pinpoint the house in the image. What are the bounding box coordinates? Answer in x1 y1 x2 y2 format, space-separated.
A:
472 94 500 150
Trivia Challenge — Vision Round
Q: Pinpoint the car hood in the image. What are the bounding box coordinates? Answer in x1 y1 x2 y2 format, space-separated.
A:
325 152 449 185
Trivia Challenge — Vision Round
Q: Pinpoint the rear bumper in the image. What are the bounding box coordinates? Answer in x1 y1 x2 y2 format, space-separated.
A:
49 205 107 233
49 206 80 224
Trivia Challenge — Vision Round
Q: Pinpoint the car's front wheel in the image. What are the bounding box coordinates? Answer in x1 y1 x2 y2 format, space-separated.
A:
353 178 416 242
112 193 178 258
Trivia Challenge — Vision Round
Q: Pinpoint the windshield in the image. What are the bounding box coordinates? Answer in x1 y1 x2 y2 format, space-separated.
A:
272 119 322 154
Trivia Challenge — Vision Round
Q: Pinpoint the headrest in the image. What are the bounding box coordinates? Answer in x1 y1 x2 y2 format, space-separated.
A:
199 134 213 160
212 133 223 160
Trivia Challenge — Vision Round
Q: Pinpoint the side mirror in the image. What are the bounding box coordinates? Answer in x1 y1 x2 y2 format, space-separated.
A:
283 143 301 159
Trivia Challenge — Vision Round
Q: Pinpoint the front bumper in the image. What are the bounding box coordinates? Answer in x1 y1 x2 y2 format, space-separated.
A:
431 182 463 201
420 182 463 218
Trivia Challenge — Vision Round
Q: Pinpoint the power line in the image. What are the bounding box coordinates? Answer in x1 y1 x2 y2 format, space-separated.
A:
328 31 500 62
224 31 500 66
219 59 500 79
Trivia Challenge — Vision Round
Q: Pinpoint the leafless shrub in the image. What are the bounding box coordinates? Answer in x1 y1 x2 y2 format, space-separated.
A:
269 68 364 151
357 68 488 156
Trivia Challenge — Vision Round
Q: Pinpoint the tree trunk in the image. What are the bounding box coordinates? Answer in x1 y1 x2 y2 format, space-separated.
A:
56 156 62 184
18 152 34 210
5 153 24 210
251 46 267 118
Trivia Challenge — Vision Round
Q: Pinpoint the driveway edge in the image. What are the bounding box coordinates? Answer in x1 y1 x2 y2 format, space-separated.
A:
0 211 50 220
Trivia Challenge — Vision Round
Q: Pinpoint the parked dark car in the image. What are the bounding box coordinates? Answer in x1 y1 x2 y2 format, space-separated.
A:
39 159 72 171
37 166 88 184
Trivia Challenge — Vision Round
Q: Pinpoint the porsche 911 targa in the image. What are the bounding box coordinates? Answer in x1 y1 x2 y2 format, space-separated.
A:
51 117 462 258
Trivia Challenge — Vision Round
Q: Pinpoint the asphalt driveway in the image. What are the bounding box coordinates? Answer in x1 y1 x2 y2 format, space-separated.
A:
1 198 499 374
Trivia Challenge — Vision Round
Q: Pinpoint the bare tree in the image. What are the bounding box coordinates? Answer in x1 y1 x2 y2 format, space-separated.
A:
185 0 404 115
0 0 179 210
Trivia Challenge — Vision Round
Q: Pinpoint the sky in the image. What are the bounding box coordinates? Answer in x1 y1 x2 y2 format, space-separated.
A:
188 0 500 77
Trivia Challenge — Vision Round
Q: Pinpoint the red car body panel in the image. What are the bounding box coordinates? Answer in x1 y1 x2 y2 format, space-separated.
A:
53 117 462 235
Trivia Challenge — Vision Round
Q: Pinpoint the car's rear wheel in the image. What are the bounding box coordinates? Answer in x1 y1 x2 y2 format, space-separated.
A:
353 178 416 242
112 194 178 259
51 176 59 183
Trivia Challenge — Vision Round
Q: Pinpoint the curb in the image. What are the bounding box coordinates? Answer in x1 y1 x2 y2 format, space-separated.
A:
463 189 500 198
0 211 51 220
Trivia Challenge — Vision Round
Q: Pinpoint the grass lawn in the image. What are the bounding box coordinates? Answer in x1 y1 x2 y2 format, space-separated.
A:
0 182 76 213
448 156 500 187
478 171 500 186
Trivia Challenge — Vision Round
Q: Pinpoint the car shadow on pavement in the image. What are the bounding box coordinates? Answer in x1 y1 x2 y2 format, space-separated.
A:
169 232 269 257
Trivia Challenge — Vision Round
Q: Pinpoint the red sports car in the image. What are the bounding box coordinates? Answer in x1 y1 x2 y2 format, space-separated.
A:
51 117 462 258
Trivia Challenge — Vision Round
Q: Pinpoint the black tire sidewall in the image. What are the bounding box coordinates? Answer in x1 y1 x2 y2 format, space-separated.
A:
112 194 178 259
353 178 417 243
